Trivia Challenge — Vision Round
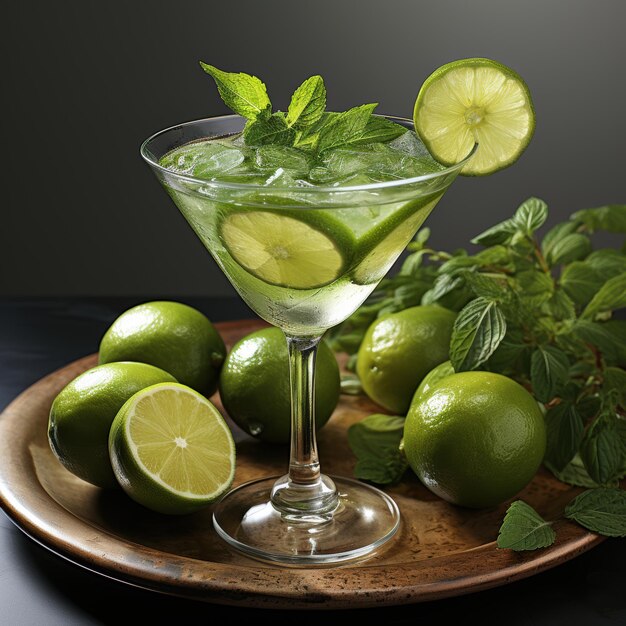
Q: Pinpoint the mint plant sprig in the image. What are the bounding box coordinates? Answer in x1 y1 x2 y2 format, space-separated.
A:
199 63 406 153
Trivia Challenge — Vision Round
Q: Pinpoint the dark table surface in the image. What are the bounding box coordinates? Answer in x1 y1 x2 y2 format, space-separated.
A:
1 297 625 626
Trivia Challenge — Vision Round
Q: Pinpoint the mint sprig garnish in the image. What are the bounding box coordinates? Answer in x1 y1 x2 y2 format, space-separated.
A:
199 63 406 152
316 103 378 153
286 75 326 129
199 63 271 121
244 112 295 147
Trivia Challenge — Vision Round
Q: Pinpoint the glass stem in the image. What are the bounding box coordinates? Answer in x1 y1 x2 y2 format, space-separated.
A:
270 334 339 520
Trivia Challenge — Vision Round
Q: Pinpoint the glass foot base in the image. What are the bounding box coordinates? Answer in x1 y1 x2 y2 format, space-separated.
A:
212 476 400 566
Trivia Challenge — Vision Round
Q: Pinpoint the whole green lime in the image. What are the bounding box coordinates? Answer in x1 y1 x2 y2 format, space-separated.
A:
404 371 546 509
219 328 340 444
48 362 176 488
99 301 225 396
356 305 456 414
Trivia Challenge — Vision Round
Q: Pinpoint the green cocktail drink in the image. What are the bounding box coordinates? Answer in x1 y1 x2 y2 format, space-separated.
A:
157 125 462 336
143 113 472 564
140 59 535 565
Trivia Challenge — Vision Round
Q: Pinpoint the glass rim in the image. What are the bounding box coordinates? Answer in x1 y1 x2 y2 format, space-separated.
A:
140 114 477 194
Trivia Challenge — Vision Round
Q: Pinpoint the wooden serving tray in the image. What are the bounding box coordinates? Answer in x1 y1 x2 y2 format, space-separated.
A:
0 319 604 609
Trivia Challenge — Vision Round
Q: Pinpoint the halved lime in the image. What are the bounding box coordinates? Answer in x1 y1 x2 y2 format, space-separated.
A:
352 195 441 284
109 382 236 514
414 58 535 176
219 209 354 289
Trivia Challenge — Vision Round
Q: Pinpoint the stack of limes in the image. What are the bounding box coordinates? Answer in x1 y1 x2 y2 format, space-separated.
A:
47 301 341 514
48 301 236 514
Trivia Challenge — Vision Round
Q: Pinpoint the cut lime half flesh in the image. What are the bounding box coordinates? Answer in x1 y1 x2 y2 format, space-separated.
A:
219 209 353 289
414 58 535 175
109 382 236 514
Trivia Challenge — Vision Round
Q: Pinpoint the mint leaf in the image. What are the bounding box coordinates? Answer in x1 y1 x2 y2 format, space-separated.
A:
585 249 626 279
543 289 576 320
471 219 517 246
450 297 507 372
421 274 465 306
580 412 624 485
560 261 603 306
497 500 556 550
517 269 554 306
317 103 378 153
573 320 626 362
530 346 570 403
512 197 549 235
565 488 626 537
351 116 407 145
463 272 506 299
199 63 271 120
541 220 580 259
244 112 296 146
286 75 326 129
347 414 408 484
484 328 527 373
582 273 626 319
544 402 584 471
572 204 626 233
604 367 626 406
546 233 592 266
545 454 600 488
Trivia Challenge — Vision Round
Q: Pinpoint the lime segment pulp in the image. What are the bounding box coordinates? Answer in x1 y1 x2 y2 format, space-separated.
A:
220 210 351 289
109 383 236 514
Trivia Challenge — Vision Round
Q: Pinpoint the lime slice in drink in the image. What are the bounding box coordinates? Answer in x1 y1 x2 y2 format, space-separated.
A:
352 195 441 284
414 58 535 175
219 209 353 289
109 382 236 514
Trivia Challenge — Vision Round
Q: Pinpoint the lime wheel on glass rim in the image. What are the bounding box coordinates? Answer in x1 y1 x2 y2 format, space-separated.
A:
414 57 535 175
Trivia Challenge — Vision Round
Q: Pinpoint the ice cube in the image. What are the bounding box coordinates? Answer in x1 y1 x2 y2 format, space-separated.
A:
264 167 297 187
192 145 245 179
308 166 334 183
160 143 205 174
322 147 379 178
388 131 430 158
255 145 311 175
391 155 445 179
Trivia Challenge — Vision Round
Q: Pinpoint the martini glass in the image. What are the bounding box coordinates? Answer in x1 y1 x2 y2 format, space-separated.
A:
141 115 474 565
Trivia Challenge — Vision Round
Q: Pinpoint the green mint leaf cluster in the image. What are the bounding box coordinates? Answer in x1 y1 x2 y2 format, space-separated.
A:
199 64 406 153
498 488 626 551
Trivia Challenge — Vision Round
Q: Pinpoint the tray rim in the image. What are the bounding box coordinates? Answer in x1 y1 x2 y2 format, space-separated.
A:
0 319 606 609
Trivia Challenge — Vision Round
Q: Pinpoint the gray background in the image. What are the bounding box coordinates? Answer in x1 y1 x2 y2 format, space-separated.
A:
3 0 625 296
